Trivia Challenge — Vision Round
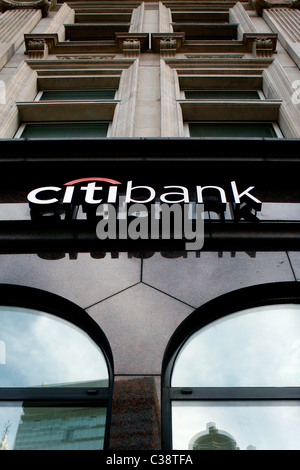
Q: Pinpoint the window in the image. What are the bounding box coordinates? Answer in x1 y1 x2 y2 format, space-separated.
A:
0 285 113 450
36 90 116 101
162 282 300 450
170 11 238 40
64 22 130 41
177 76 283 137
16 122 109 138
15 85 117 138
184 90 263 100
187 122 281 138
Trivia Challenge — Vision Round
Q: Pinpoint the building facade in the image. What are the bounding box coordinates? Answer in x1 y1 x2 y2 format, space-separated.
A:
0 0 300 451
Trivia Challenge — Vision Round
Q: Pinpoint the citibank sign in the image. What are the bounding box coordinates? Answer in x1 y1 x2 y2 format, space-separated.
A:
27 177 262 209
27 178 262 251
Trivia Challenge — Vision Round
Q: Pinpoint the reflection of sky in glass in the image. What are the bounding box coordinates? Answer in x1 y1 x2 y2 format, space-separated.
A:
172 402 300 450
172 304 300 387
0 307 109 387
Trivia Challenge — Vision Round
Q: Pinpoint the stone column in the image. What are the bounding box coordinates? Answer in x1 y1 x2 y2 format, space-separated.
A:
0 9 42 69
263 8 300 66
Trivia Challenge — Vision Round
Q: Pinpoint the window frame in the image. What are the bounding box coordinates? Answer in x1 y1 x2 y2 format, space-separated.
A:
34 89 117 101
183 121 283 138
0 284 114 450
14 121 112 139
181 90 265 100
162 282 300 450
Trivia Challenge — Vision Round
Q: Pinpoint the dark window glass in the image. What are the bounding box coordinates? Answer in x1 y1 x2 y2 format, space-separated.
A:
40 90 115 101
189 122 277 138
185 90 260 99
20 122 108 138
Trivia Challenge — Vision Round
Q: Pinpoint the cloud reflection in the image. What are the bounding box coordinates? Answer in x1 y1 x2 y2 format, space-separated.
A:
0 306 109 387
172 304 300 387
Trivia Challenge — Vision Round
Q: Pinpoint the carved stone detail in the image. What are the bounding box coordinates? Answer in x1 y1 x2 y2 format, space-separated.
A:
0 0 56 17
58 55 116 61
185 54 244 59
252 37 274 56
151 33 185 54
249 0 300 16
160 38 177 57
27 38 48 58
122 40 140 57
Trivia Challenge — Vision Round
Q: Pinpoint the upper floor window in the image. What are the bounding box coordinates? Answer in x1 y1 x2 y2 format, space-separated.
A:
184 90 263 100
170 11 238 40
35 90 116 101
0 285 113 450
178 75 283 137
187 121 282 138
14 84 117 138
64 23 130 41
162 283 300 450
16 122 109 138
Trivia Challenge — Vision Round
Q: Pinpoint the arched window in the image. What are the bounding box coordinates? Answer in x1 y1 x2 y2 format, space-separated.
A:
0 284 113 450
162 282 300 451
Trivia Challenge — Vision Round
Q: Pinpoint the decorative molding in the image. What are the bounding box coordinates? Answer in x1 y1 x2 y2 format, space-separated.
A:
27 38 48 59
252 37 274 56
230 1 258 39
249 0 300 16
23 32 149 57
151 33 185 54
44 2 74 42
24 33 58 55
265 8 300 42
0 0 56 17
164 57 274 68
0 8 41 45
122 40 140 58
115 33 149 54
244 32 277 54
25 58 134 71
263 8 300 66
0 9 42 69
151 31 277 55
160 38 177 57
262 59 300 137
185 54 245 59
57 55 116 61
